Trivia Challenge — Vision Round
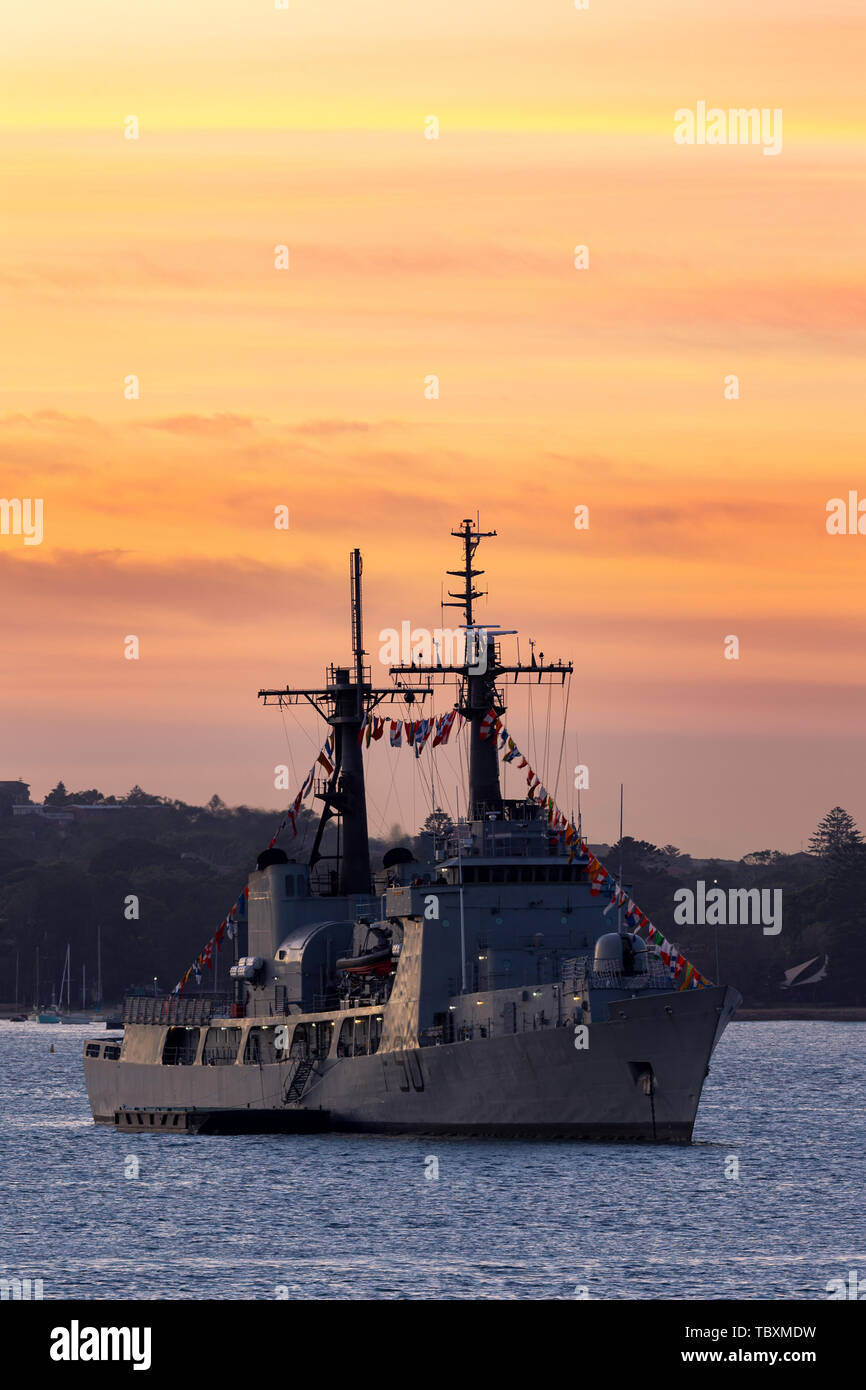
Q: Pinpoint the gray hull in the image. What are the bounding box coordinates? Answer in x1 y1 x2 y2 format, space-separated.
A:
85 985 739 1142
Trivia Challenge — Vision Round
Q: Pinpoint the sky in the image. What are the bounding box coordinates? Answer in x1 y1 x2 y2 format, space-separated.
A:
2 1 864 857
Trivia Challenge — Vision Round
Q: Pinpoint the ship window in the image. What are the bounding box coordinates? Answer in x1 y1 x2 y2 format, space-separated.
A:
284 875 295 897
290 1024 309 1059
337 1018 356 1058
334 1017 371 1057
202 1026 241 1066
520 867 533 883
533 867 547 882
477 867 490 883
313 1021 334 1059
505 867 519 883
103 1044 121 1061
462 868 476 884
548 867 560 883
85 1043 101 1058
162 1027 199 1066
244 1027 279 1065
561 866 573 882
492 867 505 883
351 1017 368 1056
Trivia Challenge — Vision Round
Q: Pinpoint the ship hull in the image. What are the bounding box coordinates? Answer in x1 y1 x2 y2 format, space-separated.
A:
84 985 739 1143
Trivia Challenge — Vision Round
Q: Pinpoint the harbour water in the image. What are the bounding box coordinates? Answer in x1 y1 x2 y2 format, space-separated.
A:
1 1021 863 1300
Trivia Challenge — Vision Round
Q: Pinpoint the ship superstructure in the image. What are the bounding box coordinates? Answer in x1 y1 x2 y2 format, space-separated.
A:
83 522 740 1139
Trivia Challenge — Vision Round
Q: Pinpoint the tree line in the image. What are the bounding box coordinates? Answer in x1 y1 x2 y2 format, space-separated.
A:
0 794 860 1007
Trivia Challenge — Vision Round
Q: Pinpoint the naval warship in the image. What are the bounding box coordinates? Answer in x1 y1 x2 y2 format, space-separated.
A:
83 520 740 1139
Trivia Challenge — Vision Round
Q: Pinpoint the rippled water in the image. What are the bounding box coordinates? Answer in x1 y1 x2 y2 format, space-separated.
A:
0 1021 863 1300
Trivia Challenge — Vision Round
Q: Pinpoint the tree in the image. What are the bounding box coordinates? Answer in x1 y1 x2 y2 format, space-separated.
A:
423 808 454 838
808 808 863 860
610 837 668 877
123 786 164 806
44 781 69 806
206 794 227 814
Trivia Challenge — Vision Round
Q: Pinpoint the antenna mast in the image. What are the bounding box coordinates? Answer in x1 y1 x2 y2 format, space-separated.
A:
388 518 573 819
350 549 365 707
259 549 432 894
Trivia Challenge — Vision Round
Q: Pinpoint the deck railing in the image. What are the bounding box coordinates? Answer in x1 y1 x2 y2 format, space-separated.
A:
122 993 232 1026
562 957 673 992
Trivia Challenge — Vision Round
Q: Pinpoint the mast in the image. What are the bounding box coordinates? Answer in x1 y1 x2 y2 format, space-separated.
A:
447 519 501 812
389 519 572 819
618 783 624 935
57 945 69 1012
334 549 372 893
259 548 432 895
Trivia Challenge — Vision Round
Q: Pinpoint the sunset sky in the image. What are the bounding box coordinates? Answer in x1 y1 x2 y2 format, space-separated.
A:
2 1 864 856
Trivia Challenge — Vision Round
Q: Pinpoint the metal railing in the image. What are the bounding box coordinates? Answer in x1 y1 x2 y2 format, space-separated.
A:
201 1046 240 1066
161 1046 197 1066
562 957 672 991
123 993 232 1026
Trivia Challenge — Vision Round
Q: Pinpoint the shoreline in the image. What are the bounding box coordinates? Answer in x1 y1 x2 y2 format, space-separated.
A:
732 1007 866 1021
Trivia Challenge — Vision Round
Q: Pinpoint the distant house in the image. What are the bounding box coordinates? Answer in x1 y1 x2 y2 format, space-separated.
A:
0 779 30 802
13 804 74 823
12 801 141 821
0 780 31 815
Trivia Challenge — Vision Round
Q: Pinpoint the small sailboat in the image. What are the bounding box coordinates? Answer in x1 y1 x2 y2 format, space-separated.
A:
27 948 60 1021
35 944 86 1021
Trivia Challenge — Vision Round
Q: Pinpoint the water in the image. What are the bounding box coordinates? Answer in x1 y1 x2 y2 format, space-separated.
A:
1 1021 863 1300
